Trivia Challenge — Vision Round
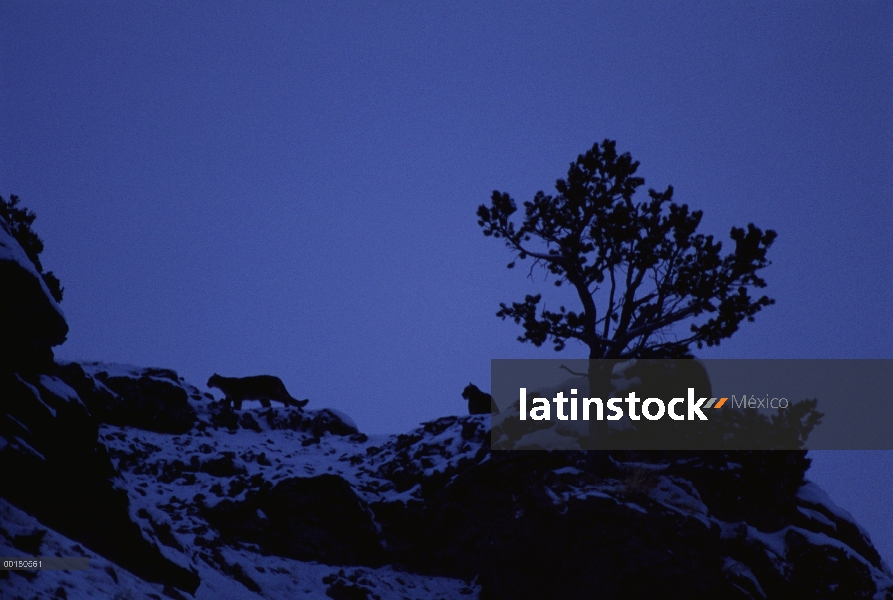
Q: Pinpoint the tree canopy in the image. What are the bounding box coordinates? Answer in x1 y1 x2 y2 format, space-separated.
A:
477 139 776 361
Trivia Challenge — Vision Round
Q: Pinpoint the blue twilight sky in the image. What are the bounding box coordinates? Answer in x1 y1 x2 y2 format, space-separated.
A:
2 1 892 562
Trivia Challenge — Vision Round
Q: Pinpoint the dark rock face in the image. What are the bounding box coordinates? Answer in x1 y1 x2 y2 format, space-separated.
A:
205 474 385 567
0 368 201 595
0 220 67 371
369 418 859 599
666 450 811 532
323 571 377 600
87 370 197 434
365 420 893 600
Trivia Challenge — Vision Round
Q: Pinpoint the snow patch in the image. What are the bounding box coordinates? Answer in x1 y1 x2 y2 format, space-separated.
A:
722 557 767 598
16 375 56 417
39 375 87 409
798 480 873 540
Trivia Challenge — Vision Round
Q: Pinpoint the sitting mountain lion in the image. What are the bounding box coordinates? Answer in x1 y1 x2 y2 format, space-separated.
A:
207 374 309 410
462 383 499 415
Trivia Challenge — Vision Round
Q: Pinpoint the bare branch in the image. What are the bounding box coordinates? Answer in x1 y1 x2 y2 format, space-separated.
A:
559 364 588 377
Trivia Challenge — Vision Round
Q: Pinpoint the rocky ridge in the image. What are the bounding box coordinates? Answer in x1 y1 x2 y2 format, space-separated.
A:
3 360 892 599
1 217 892 599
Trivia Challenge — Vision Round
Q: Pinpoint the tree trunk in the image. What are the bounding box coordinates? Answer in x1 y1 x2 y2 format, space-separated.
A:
586 356 615 448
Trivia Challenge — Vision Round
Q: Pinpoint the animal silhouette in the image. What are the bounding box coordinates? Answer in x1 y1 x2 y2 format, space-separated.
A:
207 374 308 410
462 383 498 415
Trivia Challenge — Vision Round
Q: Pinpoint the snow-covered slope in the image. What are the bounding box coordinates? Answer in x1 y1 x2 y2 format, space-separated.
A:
2 362 892 599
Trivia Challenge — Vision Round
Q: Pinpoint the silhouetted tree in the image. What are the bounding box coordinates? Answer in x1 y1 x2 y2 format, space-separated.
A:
1 194 64 302
477 140 775 392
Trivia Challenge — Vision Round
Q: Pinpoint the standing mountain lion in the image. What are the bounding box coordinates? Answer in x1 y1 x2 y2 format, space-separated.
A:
207 374 309 410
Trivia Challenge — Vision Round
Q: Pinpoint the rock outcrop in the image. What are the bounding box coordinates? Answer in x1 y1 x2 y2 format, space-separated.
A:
0 227 200 595
0 218 67 371
3 361 892 599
